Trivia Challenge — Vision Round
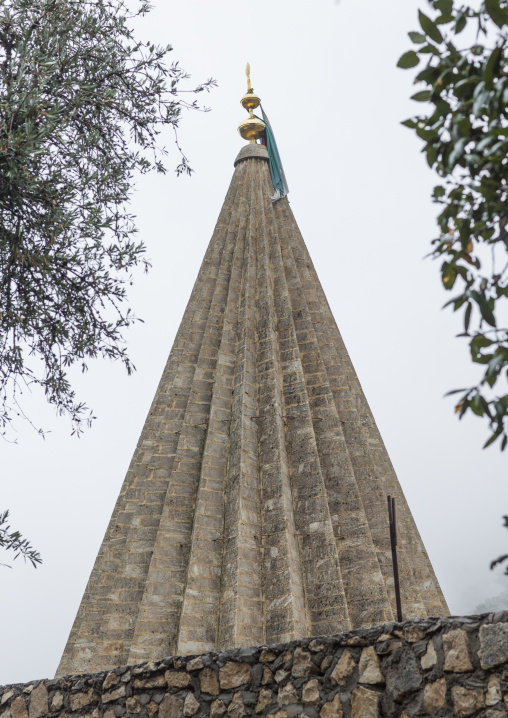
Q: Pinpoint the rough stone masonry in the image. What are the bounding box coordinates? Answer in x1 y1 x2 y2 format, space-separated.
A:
4 614 508 718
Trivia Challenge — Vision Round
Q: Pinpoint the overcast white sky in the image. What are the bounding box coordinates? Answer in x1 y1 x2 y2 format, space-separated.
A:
1 0 507 687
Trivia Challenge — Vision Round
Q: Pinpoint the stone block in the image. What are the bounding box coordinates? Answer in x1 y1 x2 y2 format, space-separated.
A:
302 680 320 705
159 695 183 718
227 694 245 718
165 672 191 688
200 668 219 695
291 649 317 679
261 667 273 685
126 697 141 714
451 686 484 717
134 676 166 689
423 678 447 713
443 629 473 672
358 646 384 685
351 687 378 718
255 689 272 714
330 650 355 686
487 675 503 706
219 663 251 690
103 674 120 690
420 641 437 670
259 650 277 663
277 684 298 708
319 695 342 718
103 686 126 703
69 692 92 711
385 650 422 702
28 685 48 718
183 694 199 718
480 624 508 669
11 698 27 718
49 693 63 712
403 626 426 643
209 700 227 718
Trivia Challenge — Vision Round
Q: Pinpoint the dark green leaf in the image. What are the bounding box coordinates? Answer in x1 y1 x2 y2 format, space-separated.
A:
471 393 485 415
416 126 439 141
464 302 472 332
434 0 453 14
484 45 503 88
426 144 439 166
409 31 427 43
455 11 467 33
411 90 432 101
419 10 444 43
485 0 508 28
448 137 468 169
442 262 457 289
420 43 441 54
435 13 454 24
397 51 420 68
484 427 503 448
470 291 496 327
473 90 489 117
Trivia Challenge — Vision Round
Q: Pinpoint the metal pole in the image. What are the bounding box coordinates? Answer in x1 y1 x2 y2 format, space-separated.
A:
387 495 403 622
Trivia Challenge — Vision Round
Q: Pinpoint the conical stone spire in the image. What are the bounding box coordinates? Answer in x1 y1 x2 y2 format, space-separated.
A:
57 141 448 678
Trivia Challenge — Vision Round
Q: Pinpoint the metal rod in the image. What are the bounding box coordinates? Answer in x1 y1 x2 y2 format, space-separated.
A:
387 495 403 622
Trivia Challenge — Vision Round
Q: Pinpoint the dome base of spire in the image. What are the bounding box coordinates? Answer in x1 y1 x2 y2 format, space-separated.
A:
234 143 268 166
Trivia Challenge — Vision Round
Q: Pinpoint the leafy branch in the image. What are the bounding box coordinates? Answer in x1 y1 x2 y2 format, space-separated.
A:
0 0 215 438
398 0 508 449
0 509 41 567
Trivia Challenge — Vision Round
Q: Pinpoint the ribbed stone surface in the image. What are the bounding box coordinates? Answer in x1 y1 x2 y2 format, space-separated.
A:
56 143 448 677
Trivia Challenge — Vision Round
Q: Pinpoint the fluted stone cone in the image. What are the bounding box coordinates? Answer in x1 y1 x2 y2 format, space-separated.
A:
57 144 448 677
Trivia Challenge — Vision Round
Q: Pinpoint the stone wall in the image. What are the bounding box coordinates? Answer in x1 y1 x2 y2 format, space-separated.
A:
4 615 508 718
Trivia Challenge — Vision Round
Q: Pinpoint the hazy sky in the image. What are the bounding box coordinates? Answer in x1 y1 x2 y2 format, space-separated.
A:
1 0 507 687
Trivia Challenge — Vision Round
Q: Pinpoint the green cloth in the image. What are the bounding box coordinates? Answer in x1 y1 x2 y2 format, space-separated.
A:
255 108 288 200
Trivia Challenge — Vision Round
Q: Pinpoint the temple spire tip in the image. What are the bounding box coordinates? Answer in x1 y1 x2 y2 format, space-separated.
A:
238 63 265 144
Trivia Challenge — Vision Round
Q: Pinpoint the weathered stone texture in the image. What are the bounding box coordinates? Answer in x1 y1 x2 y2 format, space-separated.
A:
443 628 473 672
423 677 447 712
480 623 508 669
451 685 485 716
27 685 47 718
210 700 226 718
55 141 448 677
5 615 508 718
351 687 378 718
330 650 355 686
358 646 384 685
10 697 27 718
302 679 320 705
158 695 182 718
320 694 342 718
219 663 250 690
199 668 218 696
420 639 437 670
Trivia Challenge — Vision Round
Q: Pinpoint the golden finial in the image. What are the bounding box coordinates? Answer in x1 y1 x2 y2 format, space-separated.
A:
238 63 265 144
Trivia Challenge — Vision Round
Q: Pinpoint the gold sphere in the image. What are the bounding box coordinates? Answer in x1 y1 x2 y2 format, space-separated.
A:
238 116 265 142
240 92 261 112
